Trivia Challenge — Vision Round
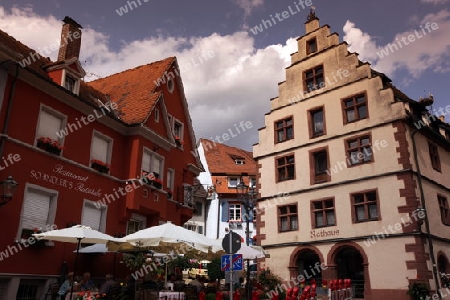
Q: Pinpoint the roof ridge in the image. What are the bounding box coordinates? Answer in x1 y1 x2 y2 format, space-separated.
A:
90 56 175 83
0 28 53 65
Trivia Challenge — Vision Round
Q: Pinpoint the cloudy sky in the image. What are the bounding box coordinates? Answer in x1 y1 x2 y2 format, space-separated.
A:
1 0 449 150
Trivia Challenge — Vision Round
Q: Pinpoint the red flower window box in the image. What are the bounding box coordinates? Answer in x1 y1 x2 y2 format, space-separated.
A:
36 137 64 155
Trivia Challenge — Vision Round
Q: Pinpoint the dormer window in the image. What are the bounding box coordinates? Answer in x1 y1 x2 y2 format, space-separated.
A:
61 69 80 95
64 75 76 92
235 159 245 165
229 154 246 165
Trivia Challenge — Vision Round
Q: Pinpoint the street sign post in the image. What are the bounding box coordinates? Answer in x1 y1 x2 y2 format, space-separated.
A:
221 254 243 271
222 231 242 254
222 230 242 300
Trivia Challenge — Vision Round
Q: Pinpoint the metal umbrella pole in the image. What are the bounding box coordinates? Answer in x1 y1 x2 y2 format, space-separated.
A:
69 238 82 300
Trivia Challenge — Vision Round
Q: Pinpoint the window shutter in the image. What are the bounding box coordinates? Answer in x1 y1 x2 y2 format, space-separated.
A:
142 152 151 172
152 157 161 175
92 135 109 162
22 191 50 230
221 201 229 222
82 205 102 231
37 110 62 141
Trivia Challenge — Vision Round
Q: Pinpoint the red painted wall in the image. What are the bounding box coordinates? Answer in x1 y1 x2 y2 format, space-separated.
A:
0 62 196 279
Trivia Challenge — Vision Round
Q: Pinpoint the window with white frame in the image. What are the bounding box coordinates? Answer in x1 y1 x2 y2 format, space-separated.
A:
184 223 196 232
64 75 76 92
228 177 240 188
167 169 175 190
36 107 65 143
63 70 80 95
173 119 184 140
20 185 58 235
194 201 202 216
81 200 107 232
229 203 242 221
91 132 112 166
142 149 164 178
126 213 146 235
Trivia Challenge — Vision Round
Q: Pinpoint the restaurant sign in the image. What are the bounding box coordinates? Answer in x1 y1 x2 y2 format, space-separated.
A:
29 164 102 197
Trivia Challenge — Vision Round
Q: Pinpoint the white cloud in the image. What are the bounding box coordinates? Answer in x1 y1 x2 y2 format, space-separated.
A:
232 0 264 16
0 5 292 150
421 0 450 4
343 10 450 82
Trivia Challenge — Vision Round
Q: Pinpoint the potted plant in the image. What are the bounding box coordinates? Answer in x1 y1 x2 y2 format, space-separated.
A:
142 171 163 189
36 137 64 155
21 228 47 247
174 136 184 147
407 281 430 300
441 273 450 288
91 159 110 174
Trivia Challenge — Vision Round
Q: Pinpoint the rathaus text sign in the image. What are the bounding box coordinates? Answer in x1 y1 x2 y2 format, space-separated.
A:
29 164 102 197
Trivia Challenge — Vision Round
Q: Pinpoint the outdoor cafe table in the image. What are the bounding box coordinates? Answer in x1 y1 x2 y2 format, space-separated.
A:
159 291 185 299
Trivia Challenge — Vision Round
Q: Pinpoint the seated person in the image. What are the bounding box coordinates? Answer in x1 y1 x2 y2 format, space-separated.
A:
173 275 185 291
188 278 203 293
165 274 176 290
206 279 217 287
57 272 74 300
76 272 96 291
99 274 115 294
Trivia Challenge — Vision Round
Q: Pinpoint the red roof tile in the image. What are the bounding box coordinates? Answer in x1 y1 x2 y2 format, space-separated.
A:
88 57 175 124
200 138 257 175
0 26 178 126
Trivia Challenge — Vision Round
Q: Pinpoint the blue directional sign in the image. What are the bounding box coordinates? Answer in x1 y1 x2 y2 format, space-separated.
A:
221 254 243 271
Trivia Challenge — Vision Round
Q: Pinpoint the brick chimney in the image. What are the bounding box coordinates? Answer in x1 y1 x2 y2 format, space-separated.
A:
57 16 83 61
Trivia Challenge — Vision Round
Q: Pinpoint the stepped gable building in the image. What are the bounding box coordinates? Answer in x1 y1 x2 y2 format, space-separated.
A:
0 16 202 299
253 11 450 299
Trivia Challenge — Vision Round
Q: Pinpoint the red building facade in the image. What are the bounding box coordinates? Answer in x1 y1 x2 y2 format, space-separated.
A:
0 16 202 298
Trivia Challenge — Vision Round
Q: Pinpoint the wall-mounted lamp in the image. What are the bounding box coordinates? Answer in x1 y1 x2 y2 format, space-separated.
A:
0 176 18 206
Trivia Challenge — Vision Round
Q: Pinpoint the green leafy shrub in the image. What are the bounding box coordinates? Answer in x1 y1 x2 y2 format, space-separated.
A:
207 257 225 281
407 281 430 300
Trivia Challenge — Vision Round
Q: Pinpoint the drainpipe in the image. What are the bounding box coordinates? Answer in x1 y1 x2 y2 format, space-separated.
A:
216 196 220 239
0 62 19 158
411 128 441 297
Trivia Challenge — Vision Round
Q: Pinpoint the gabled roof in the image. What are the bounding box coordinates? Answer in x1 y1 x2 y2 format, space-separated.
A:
88 57 175 124
0 27 178 127
200 138 257 175
0 28 51 76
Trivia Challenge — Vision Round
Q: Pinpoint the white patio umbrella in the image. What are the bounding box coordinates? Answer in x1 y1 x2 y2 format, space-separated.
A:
211 240 266 259
121 221 217 253
33 225 119 299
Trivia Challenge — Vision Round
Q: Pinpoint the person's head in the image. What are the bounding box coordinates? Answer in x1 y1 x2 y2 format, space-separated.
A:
105 274 113 281
66 272 74 282
239 277 244 284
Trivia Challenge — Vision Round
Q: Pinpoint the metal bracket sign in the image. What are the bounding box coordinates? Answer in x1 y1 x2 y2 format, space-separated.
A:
221 254 243 271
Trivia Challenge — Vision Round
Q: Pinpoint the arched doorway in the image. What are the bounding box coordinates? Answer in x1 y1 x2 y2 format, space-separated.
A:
438 252 449 274
438 252 449 287
297 249 322 283
289 246 325 285
329 244 368 299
